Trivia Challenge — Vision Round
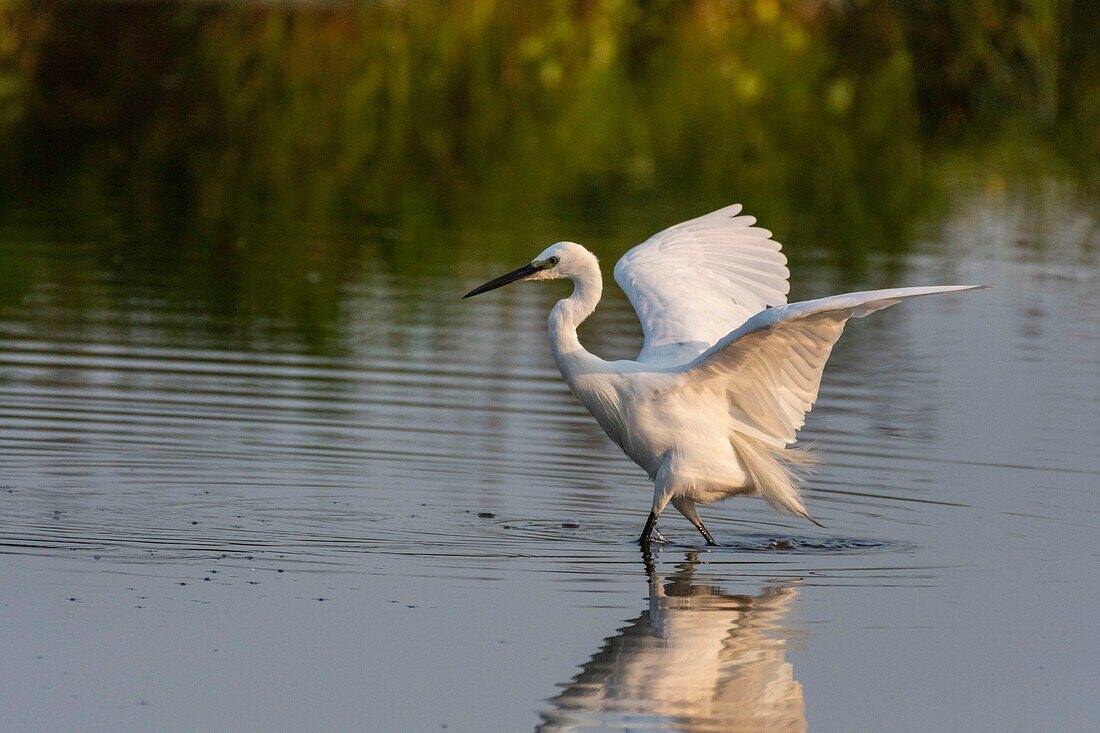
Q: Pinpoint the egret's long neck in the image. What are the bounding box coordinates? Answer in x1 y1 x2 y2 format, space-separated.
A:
549 262 602 370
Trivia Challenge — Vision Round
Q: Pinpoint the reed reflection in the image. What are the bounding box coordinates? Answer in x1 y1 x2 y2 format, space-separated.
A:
539 552 805 733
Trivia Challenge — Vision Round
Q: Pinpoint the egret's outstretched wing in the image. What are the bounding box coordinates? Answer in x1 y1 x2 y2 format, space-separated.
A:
684 285 987 446
614 204 790 365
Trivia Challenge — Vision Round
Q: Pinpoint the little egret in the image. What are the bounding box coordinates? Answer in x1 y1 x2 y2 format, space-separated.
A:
464 204 983 546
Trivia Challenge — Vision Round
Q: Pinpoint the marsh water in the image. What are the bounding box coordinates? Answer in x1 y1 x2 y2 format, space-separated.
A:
1 179 1097 731
1 3 1099 731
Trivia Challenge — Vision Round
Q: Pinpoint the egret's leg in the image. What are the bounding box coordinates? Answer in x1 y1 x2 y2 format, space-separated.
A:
672 496 719 547
638 511 659 546
641 466 675 546
637 518 670 545
638 502 674 546
694 522 717 546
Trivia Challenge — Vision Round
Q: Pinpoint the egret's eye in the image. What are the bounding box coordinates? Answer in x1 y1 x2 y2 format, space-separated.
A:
548 256 560 266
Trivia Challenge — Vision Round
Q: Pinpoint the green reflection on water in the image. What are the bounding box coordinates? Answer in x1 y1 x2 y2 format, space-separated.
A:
0 1 1095 347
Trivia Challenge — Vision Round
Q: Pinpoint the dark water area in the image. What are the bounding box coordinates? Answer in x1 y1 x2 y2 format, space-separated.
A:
1 2 1099 731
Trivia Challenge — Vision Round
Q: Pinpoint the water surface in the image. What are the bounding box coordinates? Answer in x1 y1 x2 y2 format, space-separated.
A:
0 178 1097 731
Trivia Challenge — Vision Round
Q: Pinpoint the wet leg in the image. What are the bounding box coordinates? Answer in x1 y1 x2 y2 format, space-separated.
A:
640 466 679 546
638 512 672 545
639 515 670 545
694 521 717 546
638 510 658 546
672 496 719 546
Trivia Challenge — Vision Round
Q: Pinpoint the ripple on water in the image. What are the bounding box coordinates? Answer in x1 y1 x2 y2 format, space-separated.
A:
715 533 917 554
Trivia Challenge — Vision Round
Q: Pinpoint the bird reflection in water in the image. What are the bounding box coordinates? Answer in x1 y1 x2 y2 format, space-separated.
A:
539 552 805 733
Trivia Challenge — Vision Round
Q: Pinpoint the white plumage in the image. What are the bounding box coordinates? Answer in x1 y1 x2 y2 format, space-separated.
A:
615 204 790 365
464 204 985 545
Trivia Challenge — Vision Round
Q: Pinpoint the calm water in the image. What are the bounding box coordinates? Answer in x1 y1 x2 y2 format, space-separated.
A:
0 183 1098 731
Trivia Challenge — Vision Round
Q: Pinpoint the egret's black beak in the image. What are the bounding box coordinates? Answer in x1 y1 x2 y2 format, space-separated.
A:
463 263 539 299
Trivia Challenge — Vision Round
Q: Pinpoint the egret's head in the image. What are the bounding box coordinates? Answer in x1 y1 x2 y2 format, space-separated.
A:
463 242 594 298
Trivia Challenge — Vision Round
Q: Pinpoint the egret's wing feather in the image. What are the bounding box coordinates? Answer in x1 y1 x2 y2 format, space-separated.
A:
684 285 987 445
614 204 790 364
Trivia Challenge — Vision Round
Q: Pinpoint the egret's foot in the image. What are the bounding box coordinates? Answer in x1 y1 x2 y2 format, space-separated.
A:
653 527 671 544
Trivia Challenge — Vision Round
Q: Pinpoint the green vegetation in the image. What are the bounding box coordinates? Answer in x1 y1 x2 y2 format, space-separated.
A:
0 1 1094 341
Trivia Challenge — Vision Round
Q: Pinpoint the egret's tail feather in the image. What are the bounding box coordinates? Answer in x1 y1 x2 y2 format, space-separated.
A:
732 433 824 527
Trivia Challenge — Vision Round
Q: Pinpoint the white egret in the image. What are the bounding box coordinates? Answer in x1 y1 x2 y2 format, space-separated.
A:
464 204 984 545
